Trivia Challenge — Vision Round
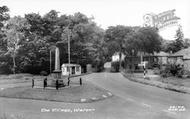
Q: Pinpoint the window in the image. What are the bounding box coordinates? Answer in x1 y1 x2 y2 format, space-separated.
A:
76 66 80 72
67 66 70 72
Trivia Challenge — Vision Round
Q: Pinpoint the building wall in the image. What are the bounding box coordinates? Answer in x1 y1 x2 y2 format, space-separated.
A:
158 57 168 64
112 52 125 62
184 60 190 71
86 64 92 73
61 66 81 76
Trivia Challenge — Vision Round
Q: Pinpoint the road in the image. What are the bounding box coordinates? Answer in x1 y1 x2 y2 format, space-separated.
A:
0 72 190 119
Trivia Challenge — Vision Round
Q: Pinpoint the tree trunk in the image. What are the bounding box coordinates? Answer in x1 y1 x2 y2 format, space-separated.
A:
50 50 52 74
119 52 122 71
12 54 16 74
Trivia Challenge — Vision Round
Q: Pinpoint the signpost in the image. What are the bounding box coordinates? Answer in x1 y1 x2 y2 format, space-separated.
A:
138 61 148 79
64 25 71 86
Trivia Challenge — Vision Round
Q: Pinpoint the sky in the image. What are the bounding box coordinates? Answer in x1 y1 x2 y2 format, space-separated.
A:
1 0 190 40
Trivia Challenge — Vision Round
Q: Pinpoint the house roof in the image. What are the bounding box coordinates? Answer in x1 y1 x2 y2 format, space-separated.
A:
61 63 81 67
173 47 190 59
154 51 170 56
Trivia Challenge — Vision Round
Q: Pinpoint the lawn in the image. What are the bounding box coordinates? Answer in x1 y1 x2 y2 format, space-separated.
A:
155 77 190 87
131 72 190 88
0 80 111 103
0 73 43 84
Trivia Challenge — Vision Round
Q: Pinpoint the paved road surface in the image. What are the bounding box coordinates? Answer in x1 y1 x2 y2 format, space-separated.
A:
0 72 190 119
84 73 190 118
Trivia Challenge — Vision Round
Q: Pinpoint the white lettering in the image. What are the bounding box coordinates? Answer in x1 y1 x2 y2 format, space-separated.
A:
41 108 50 112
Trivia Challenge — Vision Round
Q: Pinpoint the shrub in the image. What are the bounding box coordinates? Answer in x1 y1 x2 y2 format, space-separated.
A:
153 67 160 75
151 62 160 69
92 60 104 72
183 70 190 78
40 71 48 76
160 69 171 78
160 64 184 78
0 63 12 74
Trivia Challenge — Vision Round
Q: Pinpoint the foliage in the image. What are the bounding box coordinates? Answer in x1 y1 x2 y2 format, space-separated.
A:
105 25 134 56
160 64 184 78
163 25 185 53
40 71 48 76
183 38 190 48
0 6 165 75
92 60 104 72
105 26 162 57
0 6 10 47
105 25 135 70
4 16 30 74
135 27 162 54
0 8 107 74
0 5 10 74
153 67 160 75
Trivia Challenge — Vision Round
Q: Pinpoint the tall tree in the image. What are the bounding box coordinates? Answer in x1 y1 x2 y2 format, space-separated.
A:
136 27 162 54
0 5 10 51
184 38 190 48
0 6 10 74
163 25 185 53
0 10 106 74
174 25 184 52
105 25 134 69
4 16 30 74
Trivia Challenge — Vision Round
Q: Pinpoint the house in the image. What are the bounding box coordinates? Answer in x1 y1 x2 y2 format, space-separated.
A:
112 52 125 62
173 47 190 71
104 62 111 72
61 64 81 76
124 51 183 71
154 51 170 65
154 51 183 71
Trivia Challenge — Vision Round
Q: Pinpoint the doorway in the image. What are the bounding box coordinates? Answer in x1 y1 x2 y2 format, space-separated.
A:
71 67 75 75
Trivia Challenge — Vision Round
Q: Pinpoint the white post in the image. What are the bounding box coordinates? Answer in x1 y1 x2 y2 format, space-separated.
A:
143 66 146 79
55 47 60 71
143 62 146 79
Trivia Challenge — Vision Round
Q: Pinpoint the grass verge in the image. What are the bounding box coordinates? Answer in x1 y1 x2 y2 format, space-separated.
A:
121 72 190 94
0 81 112 103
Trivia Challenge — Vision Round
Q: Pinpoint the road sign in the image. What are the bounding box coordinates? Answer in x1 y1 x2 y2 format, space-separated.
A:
138 61 148 67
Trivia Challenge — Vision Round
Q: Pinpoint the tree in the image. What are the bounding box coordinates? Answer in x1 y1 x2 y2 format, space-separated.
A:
135 27 162 54
60 13 105 68
184 38 190 48
163 25 185 53
4 16 30 74
105 25 134 70
84 26 106 72
23 12 56 74
0 10 106 74
0 6 9 44
0 6 10 74
105 26 162 70
174 25 184 52
23 11 105 74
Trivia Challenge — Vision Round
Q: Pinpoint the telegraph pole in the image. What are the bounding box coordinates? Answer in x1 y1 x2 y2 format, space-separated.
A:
67 26 71 86
68 28 71 69
50 50 51 74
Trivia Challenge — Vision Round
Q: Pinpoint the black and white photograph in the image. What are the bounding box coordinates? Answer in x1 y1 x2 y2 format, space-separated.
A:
0 0 190 118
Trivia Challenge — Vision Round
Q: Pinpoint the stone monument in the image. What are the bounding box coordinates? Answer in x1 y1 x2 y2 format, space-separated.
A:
53 46 62 79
